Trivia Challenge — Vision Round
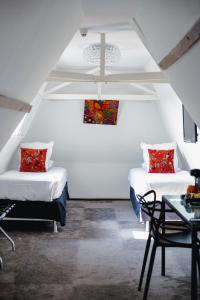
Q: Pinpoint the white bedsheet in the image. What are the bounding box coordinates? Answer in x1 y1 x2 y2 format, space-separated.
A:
0 167 68 202
128 168 193 200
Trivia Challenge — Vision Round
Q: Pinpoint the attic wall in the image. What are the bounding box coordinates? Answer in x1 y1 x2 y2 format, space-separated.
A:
134 0 200 129
155 85 200 170
0 0 81 172
24 99 169 198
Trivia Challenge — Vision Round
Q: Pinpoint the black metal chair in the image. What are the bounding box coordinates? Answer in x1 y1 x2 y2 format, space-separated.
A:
0 204 16 269
137 190 200 300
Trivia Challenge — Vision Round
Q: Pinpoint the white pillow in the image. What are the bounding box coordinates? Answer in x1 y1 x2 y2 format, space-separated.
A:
48 160 54 169
19 141 54 170
141 142 180 172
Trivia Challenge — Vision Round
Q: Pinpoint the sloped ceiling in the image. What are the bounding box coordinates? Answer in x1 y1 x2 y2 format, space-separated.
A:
44 27 157 99
1 0 199 152
133 0 200 128
80 0 200 128
0 0 81 149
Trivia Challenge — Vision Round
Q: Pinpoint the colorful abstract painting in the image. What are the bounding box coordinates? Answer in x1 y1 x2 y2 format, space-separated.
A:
83 100 119 125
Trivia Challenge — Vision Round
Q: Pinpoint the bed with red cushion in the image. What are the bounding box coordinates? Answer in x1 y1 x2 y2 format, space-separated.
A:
129 142 193 220
0 167 69 232
128 168 193 220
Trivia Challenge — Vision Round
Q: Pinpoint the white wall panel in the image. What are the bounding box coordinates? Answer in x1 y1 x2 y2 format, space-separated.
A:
24 99 169 198
0 0 81 171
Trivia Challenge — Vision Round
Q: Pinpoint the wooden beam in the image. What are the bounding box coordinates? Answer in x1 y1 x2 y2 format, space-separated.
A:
48 71 96 82
129 83 156 94
97 83 102 99
44 67 100 95
159 18 200 70
47 70 167 84
100 33 106 77
0 95 32 113
44 82 71 95
43 93 158 101
104 72 168 83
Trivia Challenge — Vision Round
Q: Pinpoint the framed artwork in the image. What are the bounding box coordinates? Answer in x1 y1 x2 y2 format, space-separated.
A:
83 100 119 125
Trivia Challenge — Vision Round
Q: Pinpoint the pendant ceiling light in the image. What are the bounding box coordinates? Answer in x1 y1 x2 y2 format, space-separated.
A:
83 43 121 65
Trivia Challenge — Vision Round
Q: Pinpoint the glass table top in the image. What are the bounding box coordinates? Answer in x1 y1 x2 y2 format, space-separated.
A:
162 195 200 226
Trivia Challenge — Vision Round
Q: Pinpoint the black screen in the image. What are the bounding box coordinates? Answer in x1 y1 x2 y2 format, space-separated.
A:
182 105 197 143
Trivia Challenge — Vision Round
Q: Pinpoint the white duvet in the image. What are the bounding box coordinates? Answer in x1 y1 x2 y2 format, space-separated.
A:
0 167 68 202
128 168 193 200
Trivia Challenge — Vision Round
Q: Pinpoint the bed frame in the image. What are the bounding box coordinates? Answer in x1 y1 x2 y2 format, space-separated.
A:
1 183 69 233
130 186 181 227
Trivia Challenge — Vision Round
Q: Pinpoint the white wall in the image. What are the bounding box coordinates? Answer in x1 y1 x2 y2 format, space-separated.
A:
133 0 200 129
156 85 200 170
0 0 81 172
24 99 169 198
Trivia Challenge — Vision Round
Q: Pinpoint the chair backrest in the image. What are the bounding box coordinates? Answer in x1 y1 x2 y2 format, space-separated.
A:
136 191 166 240
136 191 189 243
136 190 160 219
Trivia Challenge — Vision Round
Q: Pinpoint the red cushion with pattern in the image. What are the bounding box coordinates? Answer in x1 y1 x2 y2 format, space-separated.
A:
148 149 175 173
20 148 47 172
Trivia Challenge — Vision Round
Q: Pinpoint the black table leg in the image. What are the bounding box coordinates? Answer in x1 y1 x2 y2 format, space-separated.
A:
161 199 165 276
191 228 197 300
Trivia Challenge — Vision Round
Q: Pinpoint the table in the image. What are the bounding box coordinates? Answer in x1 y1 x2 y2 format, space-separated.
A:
162 195 200 300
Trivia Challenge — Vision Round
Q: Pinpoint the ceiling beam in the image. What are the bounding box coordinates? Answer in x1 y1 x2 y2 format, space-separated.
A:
105 72 168 83
48 70 96 82
44 67 100 95
159 17 200 70
100 33 106 77
129 83 156 94
44 82 71 95
43 93 158 101
0 95 32 113
47 71 168 84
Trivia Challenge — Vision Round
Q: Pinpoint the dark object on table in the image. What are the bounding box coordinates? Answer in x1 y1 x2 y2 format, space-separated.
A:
190 169 200 192
190 169 200 178
137 191 200 300
181 194 200 213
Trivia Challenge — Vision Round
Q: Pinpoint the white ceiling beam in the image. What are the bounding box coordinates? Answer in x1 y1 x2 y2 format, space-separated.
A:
97 83 102 99
47 71 168 84
45 67 100 95
43 93 158 101
104 72 168 83
0 95 32 113
100 33 106 77
129 83 156 94
44 82 71 95
98 69 156 95
48 70 96 82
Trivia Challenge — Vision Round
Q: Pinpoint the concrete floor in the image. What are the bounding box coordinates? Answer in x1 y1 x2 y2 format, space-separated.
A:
0 200 196 300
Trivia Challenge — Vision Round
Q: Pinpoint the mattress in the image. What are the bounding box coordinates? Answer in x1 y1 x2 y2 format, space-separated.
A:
128 168 193 200
0 167 68 202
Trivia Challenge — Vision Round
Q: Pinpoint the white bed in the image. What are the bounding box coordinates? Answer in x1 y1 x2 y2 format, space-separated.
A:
128 168 193 200
0 167 68 202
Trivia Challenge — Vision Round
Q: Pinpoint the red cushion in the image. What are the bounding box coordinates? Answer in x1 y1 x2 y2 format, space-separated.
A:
20 148 47 172
148 149 175 173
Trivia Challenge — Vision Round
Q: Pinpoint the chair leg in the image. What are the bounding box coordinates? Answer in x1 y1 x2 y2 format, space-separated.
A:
161 246 165 276
0 256 3 270
53 221 58 233
0 226 15 251
138 234 151 291
143 242 157 300
196 251 200 279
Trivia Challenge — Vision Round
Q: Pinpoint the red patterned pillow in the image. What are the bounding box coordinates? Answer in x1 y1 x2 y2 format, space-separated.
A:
148 149 175 173
20 148 47 172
